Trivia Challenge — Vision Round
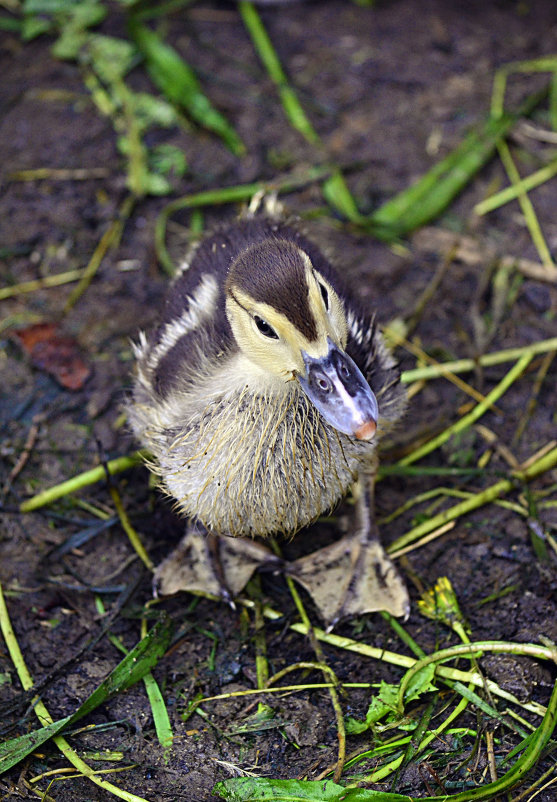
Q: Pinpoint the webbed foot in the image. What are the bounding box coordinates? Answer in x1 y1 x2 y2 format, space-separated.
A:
154 526 281 602
285 528 409 628
286 469 409 628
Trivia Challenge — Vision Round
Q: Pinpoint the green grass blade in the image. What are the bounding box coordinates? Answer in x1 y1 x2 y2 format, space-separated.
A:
0 715 73 775
238 2 363 222
0 617 172 774
238 1 319 145
322 170 364 223
76 617 173 719
364 89 546 239
143 671 174 749
128 18 245 155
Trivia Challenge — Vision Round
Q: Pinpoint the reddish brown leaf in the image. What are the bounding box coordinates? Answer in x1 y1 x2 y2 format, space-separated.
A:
12 322 91 391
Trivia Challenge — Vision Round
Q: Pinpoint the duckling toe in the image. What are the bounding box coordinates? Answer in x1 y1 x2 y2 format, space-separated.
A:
154 526 282 601
286 530 409 628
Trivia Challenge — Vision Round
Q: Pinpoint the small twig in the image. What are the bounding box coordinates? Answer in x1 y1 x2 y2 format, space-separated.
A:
485 729 498 784
3 413 44 495
413 227 557 283
513 349 556 444
404 244 455 337
7 167 110 182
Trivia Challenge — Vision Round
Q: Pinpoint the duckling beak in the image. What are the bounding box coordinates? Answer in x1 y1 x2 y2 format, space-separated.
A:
297 339 378 440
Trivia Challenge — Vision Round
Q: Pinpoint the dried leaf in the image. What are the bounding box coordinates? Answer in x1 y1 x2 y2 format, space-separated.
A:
13 322 90 390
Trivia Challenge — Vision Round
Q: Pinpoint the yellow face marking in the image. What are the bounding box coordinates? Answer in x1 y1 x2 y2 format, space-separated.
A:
225 251 348 381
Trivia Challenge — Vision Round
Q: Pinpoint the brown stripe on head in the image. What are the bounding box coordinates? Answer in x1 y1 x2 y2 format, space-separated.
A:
226 238 318 342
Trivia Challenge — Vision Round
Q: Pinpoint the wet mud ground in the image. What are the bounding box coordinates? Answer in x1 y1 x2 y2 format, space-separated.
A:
1 1 557 800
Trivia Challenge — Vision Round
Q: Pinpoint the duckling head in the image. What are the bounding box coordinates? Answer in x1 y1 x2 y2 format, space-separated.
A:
225 238 378 441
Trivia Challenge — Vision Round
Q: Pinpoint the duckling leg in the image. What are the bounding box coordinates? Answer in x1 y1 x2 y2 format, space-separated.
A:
153 524 281 602
286 472 409 627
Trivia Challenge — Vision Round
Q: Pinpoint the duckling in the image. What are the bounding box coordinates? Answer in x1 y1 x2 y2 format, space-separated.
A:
129 213 409 626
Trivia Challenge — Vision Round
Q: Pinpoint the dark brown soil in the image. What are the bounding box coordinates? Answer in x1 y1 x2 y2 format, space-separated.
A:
1 2 557 800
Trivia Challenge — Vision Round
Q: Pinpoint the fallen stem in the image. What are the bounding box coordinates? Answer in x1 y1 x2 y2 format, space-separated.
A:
154 166 331 274
0 270 87 301
399 337 557 383
399 352 533 466
389 445 557 554
237 599 548 718
397 639 557 713
19 451 147 513
64 194 135 313
474 156 557 216
108 485 154 571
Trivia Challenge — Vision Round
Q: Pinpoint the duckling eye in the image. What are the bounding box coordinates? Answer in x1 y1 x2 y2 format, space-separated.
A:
319 283 329 309
254 315 279 339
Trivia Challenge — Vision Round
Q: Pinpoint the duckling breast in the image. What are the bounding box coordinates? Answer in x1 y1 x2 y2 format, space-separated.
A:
130 377 374 538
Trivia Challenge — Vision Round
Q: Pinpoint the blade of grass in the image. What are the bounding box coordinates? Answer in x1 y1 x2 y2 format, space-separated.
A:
128 18 244 156
237 1 318 145
363 89 546 240
97 600 174 751
238 1 362 223
0 580 171 796
140 616 173 749
322 169 365 223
